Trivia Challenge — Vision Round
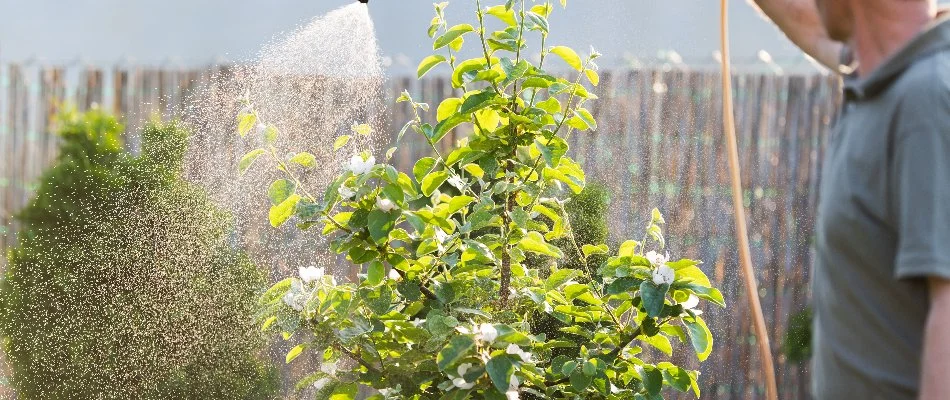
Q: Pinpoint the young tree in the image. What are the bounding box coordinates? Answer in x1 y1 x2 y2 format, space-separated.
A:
241 1 724 398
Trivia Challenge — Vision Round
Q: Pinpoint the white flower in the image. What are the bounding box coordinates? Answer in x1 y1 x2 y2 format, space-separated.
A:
448 175 466 191
378 385 402 398
338 185 356 199
299 266 325 283
348 154 375 175
509 374 520 390
457 363 473 377
320 361 338 375
505 344 533 363
434 228 449 253
376 197 397 212
312 377 332 391
652 264 675 285
282 279 307 311
646 251 668 267
451 367 476 390
506 375 521 400
680 294 700 310
388 268 402 281
476 323 498 343
452 377 475 390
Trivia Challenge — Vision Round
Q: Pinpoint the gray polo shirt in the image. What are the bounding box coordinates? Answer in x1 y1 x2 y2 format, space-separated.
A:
813 18 950 399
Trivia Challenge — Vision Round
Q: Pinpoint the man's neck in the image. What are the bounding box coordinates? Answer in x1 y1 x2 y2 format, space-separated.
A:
851 1 935 75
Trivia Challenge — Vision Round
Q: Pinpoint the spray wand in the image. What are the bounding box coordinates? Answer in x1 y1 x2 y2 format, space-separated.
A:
719 0 779 399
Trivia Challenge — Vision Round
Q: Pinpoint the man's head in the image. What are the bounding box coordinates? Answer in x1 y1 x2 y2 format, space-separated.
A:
815 0 937 43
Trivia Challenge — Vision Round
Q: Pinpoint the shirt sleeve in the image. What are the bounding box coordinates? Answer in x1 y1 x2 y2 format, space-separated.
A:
892 77 950 280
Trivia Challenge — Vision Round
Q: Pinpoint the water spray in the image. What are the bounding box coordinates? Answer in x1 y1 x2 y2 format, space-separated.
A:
719 0 779 399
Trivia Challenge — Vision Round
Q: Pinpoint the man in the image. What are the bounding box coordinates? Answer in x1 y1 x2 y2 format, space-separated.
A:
750 0 950 399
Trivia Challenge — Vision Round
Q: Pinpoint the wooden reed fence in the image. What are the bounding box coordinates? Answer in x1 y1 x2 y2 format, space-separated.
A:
0 63 841 399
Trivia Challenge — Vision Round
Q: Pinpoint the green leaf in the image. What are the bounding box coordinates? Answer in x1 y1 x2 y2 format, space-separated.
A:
582 360 596 376
437 335 476 371
329 383 359 400
366 261 384 286
486 355 514 393
550 46 583 71
334 135 351 150
261 124 279 144
418 55 447 78
640 366 663 396
443 195 475 216
582 244 608 258
434 281 456 304
618 240 640 257
431 115 468 144
437 98 463 122
286 344 305 363
421 170 449 196
267 179 297 205
289 152 316 168
525 12 549 33
463 163 484 179
662 366 692 393
500 58 531 86
573 108 597 131
561 360 578 376
238 113 257 137
585 68 600 86
486 5 516 26
569 369 592 391
518 231 563 258
547 269 577 289
644 334 672 356
459 91 495 114
434 24 474 50
679 283 726 307
269 194 301 227
639 280 669 318
535 136 568 167
452 58 488 88
676 265 712 288
413 157 437 183
352 123 373 136
238 149 266 174
536 97 561 114
368 209 398 243
683 316 713 361
605 277 641 295
439 389 473 400
259 278 293 305
382 183 405 204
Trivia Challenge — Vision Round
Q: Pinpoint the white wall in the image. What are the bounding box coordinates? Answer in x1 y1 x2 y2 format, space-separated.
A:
0 0 850 73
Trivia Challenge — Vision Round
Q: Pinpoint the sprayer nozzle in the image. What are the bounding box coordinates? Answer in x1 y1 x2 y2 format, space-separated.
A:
358 0 368 3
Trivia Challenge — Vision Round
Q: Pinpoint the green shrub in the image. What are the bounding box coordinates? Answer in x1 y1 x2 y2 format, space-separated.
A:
0 108 279 400
782 307 812 364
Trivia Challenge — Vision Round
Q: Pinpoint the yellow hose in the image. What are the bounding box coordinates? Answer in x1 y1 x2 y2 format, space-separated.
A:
719 0 779 399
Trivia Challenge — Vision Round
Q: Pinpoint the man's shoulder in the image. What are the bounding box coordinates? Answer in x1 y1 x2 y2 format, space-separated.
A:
893 51 950 106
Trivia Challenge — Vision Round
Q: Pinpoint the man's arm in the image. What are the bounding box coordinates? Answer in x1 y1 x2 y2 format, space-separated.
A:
747 0 846 71
920 278 950 400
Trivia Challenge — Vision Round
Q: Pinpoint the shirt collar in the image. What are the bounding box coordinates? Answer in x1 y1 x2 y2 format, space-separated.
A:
844 16 950 101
